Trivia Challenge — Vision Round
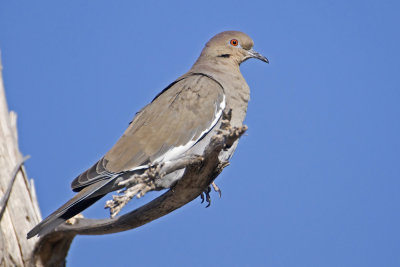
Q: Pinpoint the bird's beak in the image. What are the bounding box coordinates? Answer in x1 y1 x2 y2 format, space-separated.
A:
247 49 269 63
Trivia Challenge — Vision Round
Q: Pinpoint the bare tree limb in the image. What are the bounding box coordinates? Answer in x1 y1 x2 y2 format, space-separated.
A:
0 53 42 266
105 154 204 218
0 155 30 221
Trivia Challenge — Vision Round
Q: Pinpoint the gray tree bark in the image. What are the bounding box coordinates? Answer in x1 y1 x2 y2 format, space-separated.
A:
0 57 42 266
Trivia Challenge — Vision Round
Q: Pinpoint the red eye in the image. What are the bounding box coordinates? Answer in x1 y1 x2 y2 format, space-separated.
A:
230 39 239 46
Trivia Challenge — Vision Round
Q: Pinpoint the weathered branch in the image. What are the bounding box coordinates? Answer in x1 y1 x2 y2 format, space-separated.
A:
0 53 42 266
0 155 30 221
31 111 247 267
105 154 204 218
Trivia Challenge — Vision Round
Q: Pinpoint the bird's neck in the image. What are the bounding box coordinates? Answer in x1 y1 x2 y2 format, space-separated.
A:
190 59 250 127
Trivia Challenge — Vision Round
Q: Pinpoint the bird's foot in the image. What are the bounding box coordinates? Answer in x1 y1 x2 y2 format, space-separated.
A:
200 186 211 207
200 182 222 208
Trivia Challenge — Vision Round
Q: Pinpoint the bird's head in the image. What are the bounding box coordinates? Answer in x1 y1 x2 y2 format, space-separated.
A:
197 31 269 66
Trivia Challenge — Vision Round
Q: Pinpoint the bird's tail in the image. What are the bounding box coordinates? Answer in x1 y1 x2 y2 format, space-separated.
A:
27 179 112 239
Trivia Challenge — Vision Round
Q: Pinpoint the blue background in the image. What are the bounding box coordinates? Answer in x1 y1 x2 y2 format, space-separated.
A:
1 1 399 266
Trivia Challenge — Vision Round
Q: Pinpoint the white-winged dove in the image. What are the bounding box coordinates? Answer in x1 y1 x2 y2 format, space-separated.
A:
27 31 268 239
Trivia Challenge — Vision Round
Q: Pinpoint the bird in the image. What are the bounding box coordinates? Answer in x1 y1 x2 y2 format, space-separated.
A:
27 31 268 239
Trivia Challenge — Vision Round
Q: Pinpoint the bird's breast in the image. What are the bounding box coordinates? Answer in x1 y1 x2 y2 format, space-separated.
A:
219 73 250 127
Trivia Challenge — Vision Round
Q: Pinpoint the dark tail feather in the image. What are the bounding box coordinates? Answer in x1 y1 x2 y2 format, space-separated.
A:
27 180 111 239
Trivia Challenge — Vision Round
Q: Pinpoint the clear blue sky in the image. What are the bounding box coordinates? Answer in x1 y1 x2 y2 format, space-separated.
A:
1 1 399 266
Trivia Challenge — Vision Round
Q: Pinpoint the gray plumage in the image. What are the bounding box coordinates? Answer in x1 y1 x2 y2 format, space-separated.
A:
27 31 268 239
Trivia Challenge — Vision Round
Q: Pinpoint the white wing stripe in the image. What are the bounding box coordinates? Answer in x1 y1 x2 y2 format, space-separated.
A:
157 94 225 163
128 94 225 171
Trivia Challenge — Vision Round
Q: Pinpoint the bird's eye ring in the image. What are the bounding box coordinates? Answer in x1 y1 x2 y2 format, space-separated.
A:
230 39 239 46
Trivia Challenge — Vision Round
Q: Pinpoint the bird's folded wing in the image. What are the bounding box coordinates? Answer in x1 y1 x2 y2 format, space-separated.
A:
71 73 225 191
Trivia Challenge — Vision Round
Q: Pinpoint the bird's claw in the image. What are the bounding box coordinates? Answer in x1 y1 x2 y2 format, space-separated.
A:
200 186 212 207
204 186 211 208
211 182 222 198
200 182 222 207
